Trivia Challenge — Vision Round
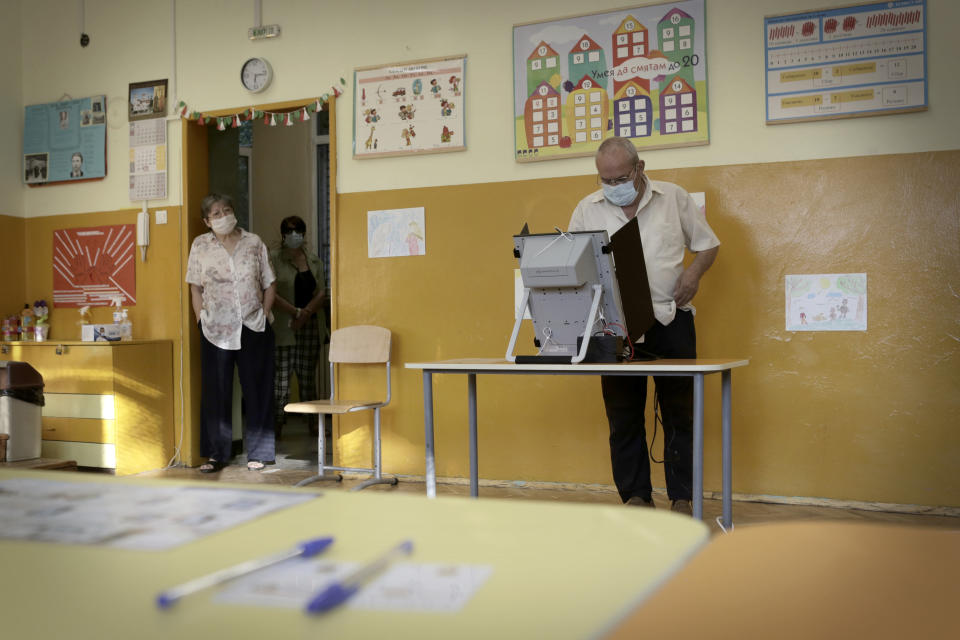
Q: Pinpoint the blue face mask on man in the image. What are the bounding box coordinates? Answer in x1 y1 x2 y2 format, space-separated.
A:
602 180 639 206
600 165 641 206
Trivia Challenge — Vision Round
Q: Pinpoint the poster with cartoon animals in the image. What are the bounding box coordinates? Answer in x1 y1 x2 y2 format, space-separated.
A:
785 273 867 331
354 55 466 158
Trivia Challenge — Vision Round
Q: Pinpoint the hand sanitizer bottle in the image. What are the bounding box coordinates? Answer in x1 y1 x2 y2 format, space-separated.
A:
120 309 132 340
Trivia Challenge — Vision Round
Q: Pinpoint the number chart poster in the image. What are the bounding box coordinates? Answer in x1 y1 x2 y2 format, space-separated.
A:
765 0 926 124
52 225 137 308
23 95 106 185
354 55 466 158
512 0 708 163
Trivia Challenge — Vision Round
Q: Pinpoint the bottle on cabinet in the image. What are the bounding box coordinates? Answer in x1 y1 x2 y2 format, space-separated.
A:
19 304 35 342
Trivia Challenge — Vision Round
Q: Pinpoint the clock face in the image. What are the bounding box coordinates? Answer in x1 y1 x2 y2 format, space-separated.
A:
241 57 272 92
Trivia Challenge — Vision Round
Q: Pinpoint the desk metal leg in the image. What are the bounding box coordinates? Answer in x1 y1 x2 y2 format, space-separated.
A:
721 370 733 529
692 374 704 520
468 373 479 498
424 371 436 498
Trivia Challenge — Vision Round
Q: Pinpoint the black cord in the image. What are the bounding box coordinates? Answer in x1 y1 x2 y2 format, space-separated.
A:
650 388 664 464
648 388 692 496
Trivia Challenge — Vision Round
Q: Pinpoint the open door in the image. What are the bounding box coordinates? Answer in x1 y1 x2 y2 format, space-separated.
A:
180 119 209 465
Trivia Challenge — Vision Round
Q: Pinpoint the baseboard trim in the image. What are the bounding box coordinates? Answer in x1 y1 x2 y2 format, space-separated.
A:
342 472 960 517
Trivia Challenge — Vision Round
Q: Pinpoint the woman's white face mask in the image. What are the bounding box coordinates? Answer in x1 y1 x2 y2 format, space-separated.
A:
210 214 237 235
283 232 304 249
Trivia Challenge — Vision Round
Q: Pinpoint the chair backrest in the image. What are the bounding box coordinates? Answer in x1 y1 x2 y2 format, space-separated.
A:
329 325 391 364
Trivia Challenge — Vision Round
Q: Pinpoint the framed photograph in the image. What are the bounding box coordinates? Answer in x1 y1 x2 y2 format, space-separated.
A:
353 55 466 159
24 153 48 184
91 96 106 125
512 0 708 162
128 79 168 121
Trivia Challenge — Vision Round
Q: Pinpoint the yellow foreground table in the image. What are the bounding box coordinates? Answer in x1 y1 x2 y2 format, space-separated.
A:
0 470 707 639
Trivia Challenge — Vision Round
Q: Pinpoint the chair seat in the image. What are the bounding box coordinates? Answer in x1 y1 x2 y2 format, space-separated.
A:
285 399 383 415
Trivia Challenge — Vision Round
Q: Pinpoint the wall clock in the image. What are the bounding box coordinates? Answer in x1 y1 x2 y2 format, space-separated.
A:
241 57 273 93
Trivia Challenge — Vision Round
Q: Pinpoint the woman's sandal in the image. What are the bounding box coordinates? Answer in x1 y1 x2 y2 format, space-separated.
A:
246 460 266 471
199 460 226 473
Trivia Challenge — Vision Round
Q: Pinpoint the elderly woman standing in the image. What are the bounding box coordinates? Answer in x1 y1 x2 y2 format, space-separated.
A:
186 194 277 472
269 215 327 439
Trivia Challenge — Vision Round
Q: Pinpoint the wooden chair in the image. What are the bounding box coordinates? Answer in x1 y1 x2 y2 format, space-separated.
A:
284 325 398 491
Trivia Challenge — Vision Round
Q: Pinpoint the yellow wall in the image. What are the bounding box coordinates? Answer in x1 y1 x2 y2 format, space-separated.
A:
335 151 960 507
0 216 26 315
19 207 188 464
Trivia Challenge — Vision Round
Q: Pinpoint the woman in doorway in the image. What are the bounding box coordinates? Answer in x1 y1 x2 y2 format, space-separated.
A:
186 194 277 472
270 215 327 439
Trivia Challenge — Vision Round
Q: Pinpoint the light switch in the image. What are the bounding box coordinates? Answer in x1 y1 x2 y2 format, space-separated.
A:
156 210 167 224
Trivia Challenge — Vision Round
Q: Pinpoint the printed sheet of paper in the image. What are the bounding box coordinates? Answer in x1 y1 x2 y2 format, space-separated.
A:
785 273 867 331
216 559 493 613
514 269 532 320
367 207 426 258
690 191 705 214
0 478 315 550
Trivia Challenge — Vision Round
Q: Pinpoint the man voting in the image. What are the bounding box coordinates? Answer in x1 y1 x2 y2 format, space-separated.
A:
568 136 720 514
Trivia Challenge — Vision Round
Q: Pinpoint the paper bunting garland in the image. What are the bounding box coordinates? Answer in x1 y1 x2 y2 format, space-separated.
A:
176 77 345 128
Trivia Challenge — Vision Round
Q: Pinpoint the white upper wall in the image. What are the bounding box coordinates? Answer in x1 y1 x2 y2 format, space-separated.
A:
19 0 181 217
1 0 23 216
15 0 960 217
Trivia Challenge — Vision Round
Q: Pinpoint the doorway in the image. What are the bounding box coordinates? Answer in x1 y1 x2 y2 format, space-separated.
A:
181 98 336 465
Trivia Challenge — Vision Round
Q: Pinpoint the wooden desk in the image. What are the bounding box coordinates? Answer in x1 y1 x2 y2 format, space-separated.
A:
405 358 748 527
604 521 960 640
0 469 708 639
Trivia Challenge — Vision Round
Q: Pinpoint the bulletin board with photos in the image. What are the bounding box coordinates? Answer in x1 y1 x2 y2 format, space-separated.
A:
23 95 107 185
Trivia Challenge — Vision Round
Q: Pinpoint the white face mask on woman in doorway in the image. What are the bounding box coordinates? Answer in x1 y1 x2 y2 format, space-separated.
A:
283 232 304 249
210 214 237 236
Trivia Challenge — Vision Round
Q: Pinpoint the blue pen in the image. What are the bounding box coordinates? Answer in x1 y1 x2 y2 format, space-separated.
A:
306 540 414 614
156 536 334 609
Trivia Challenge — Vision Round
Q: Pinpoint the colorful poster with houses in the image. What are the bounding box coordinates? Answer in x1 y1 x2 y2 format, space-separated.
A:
354 56 465 158
785 273 867 332
52 225 137 308
765 0 927 124
512 0 708 162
